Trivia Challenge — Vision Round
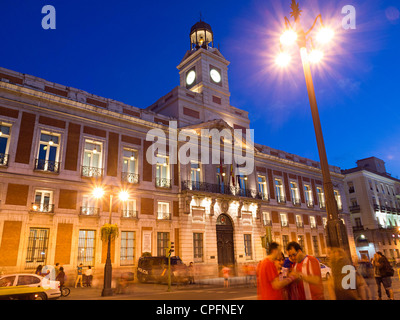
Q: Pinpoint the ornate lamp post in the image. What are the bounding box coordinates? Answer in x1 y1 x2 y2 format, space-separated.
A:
276 1 351 257
93 187 129 296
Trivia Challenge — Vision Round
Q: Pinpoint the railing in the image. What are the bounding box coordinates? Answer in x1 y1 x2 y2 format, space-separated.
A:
296 222 304 228
0 153 9 166
353 225 364 232
35 159 60 173
348 187 355 193
373 204 380 212
310 224 317 229
80 207 100 216
81 166 103 178
306 200 314 208
380 206 387 212
157 212 171 220
181 180 264 200
319 203 326 209
156 178 171 188
121 210 138 219
122 172 139 184
263 219 272 226
277 195 286 204
281 220 289 227
30 203 54 213
292 198 301 206
349 205 361 213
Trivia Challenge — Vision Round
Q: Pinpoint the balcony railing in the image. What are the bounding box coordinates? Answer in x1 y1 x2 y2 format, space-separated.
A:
34 159 60 173
380 206 387 212
353 225 364 232
296 222 304 228
30 203 54 213
349 205 361 213
156 178 171 188
157 212 171 220
80 207 100 216
292 198 301 206
277 195 286 204
373 204 380 212
263 219 272 226
81 166 103 178
0 153 9 166
281 220 289 227
122 172 139 184
306 200 314 208
121 210 138 219
319 203 326 210
310 224 317 229
181 180 264 200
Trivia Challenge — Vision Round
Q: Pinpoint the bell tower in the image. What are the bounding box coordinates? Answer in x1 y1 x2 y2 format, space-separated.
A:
177 20 231 108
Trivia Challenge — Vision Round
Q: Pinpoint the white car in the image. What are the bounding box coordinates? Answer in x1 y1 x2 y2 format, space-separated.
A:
0 273 61 300
320 263 332 280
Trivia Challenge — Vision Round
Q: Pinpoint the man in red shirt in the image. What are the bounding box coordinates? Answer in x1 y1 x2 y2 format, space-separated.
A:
257 242 299 300
286 241 324 300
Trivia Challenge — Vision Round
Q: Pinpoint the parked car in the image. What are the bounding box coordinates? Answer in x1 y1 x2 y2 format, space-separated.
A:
0 273 61 300
320 263 332 280
137 256 189 284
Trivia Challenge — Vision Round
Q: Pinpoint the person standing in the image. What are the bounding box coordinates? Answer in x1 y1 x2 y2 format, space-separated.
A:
358 254 376 300
286 241 324 300
75 263 83 288
222 265 230 288
373 252 394 300
35 265 43 276
188 262 195 284
55 263 60 277
256 242 298 300
56 267 66 291
84 266 93 287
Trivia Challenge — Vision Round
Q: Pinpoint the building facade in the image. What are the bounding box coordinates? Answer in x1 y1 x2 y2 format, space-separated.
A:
0 21 356 284
342 157 400 262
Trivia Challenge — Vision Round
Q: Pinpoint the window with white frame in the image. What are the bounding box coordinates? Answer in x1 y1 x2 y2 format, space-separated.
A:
191 161 201 189
310 216 316 228
275 179 285 202
244 234 253 259
317 187 325 208
258 175 268 200
122 199 137 218
120 231 135 266
304 184 313 206
36 131 60 172
81 194 99 216
156 154 170 187
0 122 11 166
77 230 96 266
82 140 103 177
290 182 300 204
32 190 54 213
280 213 288 227
193 233 204 262
25 228 49 269
334 190 342 210
157 202 170 220
122 148 138 183
262 212 271 226
216 166 226 193
296 214 303 227
157 232 169 256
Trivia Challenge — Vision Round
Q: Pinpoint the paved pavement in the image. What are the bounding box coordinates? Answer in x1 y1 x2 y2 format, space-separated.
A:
59 275 400 300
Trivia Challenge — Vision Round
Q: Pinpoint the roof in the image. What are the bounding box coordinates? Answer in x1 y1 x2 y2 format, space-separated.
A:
190 20 212 34
341 167 400 183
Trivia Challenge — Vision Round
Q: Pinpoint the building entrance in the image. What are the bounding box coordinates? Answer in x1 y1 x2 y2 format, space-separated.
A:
216 214 235 267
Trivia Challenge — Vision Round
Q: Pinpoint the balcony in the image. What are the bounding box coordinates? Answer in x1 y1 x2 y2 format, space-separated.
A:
157 212 171 220
306 200 314 208
30 203 54 214
81 166 103 178
80 207 100 216
121 172 139 184
156 178 171 189
292 198 301 206
353 225 364 232
34 159 60 173
121 210 138 219
319 203 326 210
310 224 317 229
0 153 9 166
380 206 387 212
296 222 304 228
263 219 272 226
373 204 380 212
349 205 361 213
277 195 286 204
181 180 264 200
281 220 289 227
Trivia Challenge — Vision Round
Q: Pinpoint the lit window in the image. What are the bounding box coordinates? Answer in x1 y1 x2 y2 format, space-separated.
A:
36 131 60 172
120 231 135 266
0 123 11 166
32 190 54 213
82 140 103 177
122 148 138 183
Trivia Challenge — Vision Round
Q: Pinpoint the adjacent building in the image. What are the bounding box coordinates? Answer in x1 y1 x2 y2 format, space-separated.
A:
342 157 400 262
0 20 356 284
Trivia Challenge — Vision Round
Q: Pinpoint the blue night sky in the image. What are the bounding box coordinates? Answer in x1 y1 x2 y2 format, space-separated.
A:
1 0 399 176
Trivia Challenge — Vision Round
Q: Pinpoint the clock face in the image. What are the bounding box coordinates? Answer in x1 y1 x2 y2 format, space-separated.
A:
210 69 221 83
186 70 196 86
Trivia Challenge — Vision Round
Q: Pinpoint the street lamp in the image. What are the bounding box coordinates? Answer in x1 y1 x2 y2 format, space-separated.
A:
277 1 351 257
93 186 129 296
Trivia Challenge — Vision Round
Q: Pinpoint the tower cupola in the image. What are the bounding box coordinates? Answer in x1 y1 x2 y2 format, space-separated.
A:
190 20 213 50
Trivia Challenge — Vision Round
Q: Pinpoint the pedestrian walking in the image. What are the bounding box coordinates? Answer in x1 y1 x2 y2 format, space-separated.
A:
256 242 299 300
188 262 195 284
373 252 394 300
286 241 324 300
55 263 60 277
74 263 83 288
358 254 376 300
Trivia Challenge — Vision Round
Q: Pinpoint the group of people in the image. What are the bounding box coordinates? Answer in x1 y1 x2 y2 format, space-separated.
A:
257 241 396 300
34 263 94 289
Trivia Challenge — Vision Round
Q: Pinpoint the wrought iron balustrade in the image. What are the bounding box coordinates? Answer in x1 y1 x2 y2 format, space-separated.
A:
157 212 171 220
81 166 103 178
31 203 54 213
122 172 139 184
121 210 138 218
156 178 171 188
0 153 9 166
80 207 100 216
35 159 60 173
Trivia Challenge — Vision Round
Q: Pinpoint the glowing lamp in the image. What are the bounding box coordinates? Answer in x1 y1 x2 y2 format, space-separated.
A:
280 29 298 46
316 28 334 44
308 50 324 63
275 52 291 67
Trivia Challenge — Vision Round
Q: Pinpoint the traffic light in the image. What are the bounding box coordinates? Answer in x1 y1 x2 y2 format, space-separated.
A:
170 242 174 256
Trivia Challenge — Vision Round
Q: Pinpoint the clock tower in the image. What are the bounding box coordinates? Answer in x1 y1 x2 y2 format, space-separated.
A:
177 20 231 108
